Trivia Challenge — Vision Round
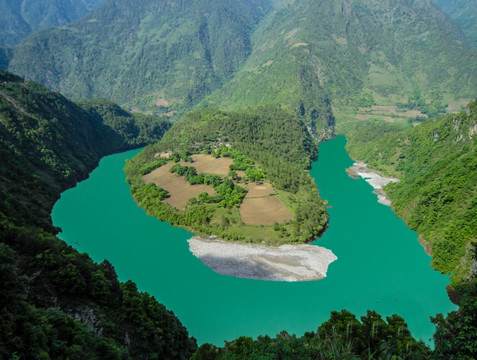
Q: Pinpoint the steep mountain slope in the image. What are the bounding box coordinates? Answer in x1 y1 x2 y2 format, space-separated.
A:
0 0 105 47
346 99 477 284
432 0 477 49
0 70 196 358
6 0 272 115
0 70 170 230
206 0 477 124
5 0 475 135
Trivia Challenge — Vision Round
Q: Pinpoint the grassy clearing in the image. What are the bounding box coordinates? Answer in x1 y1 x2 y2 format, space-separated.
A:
244 182 275 197
334 107 414 135
240 197 294 225
143 162 216 210
190 154 233 175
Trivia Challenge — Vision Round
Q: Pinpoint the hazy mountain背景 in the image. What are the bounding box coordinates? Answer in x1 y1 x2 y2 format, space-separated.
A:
2 0 476 134
205 0 477 129
4 0 273 117
432 0 477 49
0 69 197 358
0 0 106 47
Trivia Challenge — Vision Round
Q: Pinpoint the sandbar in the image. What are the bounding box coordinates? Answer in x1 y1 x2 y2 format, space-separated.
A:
188 236 337 281
347 162 399 206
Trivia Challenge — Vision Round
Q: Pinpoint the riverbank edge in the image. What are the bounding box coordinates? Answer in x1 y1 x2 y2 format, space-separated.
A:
345 160 463 305
345 160 433 256
346 161 400 206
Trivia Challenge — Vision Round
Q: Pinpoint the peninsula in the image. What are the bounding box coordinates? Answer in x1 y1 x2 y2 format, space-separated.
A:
124 107 337 279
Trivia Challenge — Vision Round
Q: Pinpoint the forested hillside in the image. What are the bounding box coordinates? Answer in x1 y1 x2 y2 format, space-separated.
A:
3 0 476 135
432 0 477 49
0 0 105 47
5 0 272 116
0 70 196 358
0 70 170 230
204 0 477 127
346 100 477 285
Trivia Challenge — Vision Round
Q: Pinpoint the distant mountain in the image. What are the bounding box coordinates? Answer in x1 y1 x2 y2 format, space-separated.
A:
0 0 106 47
432 0 477 49
205 0 477 123
6 0 475 136
6 0 272 116
346 99 477 284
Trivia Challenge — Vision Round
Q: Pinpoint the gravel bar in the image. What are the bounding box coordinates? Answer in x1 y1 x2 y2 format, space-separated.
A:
347 162 400 206
188 236 337 281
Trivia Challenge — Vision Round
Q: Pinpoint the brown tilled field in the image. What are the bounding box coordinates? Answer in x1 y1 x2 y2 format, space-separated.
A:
190 154 233 175
240 197 294 225
143 162 216 210
357 105 427 119
245 182 275 197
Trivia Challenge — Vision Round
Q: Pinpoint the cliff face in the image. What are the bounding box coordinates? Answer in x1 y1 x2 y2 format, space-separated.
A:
0 70 195 359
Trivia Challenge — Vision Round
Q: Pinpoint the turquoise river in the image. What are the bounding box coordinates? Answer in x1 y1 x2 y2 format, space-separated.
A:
52 136 456 346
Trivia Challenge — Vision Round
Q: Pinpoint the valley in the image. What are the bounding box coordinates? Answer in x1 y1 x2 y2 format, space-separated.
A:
0 0 476 358
52 136 455 348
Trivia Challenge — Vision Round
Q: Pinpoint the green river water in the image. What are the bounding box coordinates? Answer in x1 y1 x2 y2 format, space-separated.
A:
52 136 456 345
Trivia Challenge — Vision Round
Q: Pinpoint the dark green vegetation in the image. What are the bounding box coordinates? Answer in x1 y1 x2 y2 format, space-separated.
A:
0 69 196 358
192 310 432 360
432 0 477 49
125 106 328 244
0 0 105 47
0 70 170 231
346 100 477 285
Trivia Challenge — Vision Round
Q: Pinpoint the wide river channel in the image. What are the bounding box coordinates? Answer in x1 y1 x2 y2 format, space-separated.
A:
52 136 456 345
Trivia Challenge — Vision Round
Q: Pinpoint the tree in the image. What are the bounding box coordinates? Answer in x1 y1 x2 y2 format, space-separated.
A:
228 170 238 180
432 294 477 359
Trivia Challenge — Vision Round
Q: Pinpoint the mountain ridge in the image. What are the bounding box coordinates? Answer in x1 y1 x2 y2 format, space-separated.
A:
0 0 106 47
432 0 477 49
205 0 477 116
3 0 476 132
6 0 273 116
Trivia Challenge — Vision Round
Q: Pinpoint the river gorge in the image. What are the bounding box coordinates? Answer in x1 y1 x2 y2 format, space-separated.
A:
52 136 456 345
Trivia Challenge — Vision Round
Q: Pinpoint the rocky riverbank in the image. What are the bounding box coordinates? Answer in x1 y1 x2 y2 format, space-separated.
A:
188 236 337 281
346 162 400 206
